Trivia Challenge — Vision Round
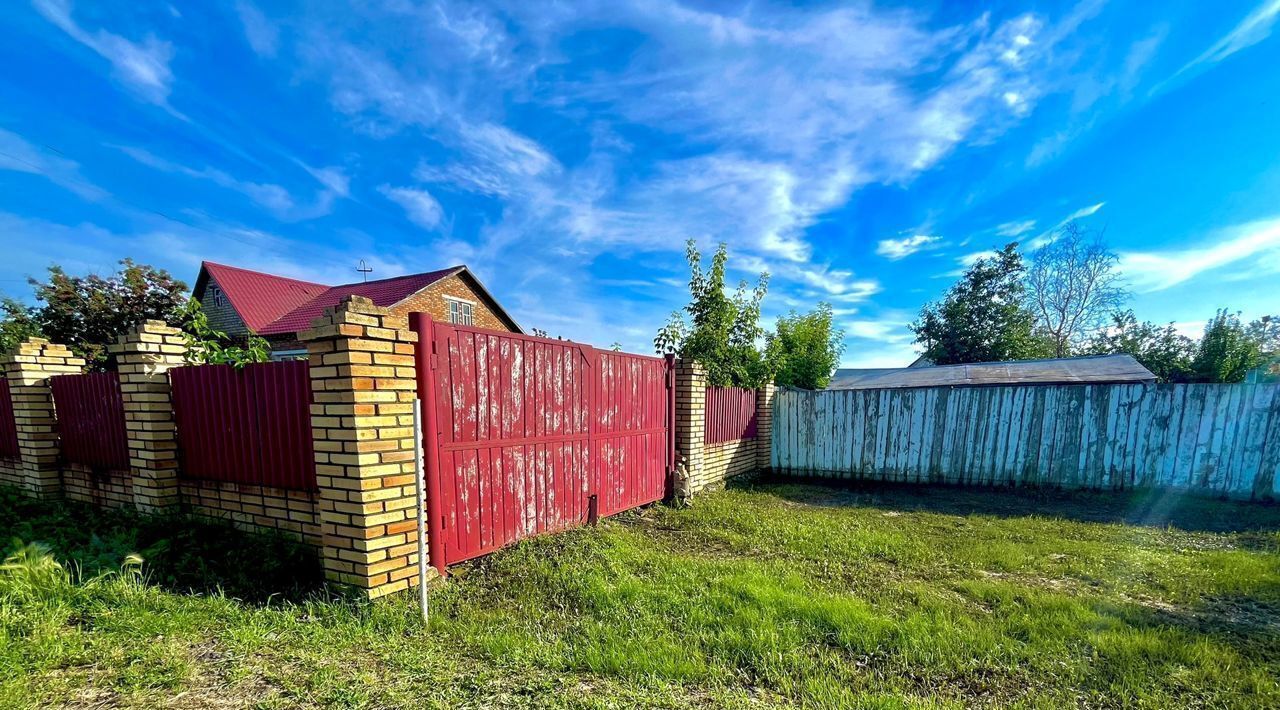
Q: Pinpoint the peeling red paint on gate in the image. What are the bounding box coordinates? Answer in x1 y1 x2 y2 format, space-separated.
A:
411 316 673 570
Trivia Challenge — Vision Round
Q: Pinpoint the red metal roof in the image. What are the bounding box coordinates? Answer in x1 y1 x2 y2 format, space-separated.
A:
201 262 329 332
260 268 460 335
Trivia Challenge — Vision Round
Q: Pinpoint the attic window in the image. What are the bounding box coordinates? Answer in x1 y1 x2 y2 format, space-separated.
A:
210 286 225 308
448 299 474 326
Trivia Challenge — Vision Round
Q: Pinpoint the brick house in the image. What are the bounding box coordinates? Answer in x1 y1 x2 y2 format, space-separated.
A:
192 261 522 357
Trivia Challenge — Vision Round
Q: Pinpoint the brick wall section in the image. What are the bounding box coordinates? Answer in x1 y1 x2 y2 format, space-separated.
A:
110 321 186 513
63 464 133 508
390 274 513 332
302 295 431 599
673 360 706 495
0 338 85 497
0 457 19 488
756 383 776 470
673 360 776 494
699 438 758 489
180 480 321 546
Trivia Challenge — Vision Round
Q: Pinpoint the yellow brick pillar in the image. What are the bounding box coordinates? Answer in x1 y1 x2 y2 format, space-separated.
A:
756 383 776 472
673 359 706 497
301 296 426 599
0 338 85 497
110 321 186 513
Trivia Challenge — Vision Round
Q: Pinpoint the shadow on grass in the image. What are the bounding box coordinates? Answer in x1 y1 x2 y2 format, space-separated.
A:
747 473 1280 537
0 486 325 604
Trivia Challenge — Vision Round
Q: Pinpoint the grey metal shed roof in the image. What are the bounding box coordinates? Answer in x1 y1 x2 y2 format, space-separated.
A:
828 354 1155 390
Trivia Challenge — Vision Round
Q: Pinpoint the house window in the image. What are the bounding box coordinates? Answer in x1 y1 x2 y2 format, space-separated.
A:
448 299 474 326
210 286 225 308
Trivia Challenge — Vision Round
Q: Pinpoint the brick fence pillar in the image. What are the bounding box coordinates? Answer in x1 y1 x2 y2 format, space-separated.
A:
110 321 186 513
0 338 85 497
302 296 426 599
756 383 776 472
673 359 706 496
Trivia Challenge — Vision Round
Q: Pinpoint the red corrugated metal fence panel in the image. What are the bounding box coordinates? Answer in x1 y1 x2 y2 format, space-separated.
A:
0 378 19 458
170 361 316 490
704 386 758 445
427 322 673 565
49 372 130 470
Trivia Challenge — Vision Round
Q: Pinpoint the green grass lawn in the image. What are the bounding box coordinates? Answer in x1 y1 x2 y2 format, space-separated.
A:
2 481 1279 709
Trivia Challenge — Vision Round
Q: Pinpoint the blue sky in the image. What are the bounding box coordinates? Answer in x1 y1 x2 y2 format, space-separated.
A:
1 0 1278 365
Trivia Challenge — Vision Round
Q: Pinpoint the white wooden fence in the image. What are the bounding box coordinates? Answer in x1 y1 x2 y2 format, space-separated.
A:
772 383 1280 499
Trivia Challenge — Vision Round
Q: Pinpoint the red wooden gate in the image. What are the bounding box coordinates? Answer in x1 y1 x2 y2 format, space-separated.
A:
411 315 674 571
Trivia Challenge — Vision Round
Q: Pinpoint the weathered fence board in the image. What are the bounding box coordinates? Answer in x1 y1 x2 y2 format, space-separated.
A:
773 383 1280 499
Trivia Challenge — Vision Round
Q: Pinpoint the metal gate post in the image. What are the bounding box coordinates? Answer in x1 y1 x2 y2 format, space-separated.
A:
581 343 597 525
409 313 448 575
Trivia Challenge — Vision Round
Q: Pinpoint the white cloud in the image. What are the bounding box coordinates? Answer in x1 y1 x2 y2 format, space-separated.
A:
378 185 444 230
116 146 345 221
1026 201 1106 248
33 0 176 108
1063 201 1106 222
279 2 1114 350
0 128 107 200
877 234 941 260
1118 216 1280 292
1182 0 1280 70
235 0 279 57
958 250 997 267
996 219 1036 237
843 315 914 344
840 341 922 369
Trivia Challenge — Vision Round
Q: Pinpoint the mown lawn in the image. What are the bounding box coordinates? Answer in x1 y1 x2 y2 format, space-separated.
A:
2 481 1279 708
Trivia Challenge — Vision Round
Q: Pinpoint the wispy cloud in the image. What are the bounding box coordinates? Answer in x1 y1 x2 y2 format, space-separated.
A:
1026 201 1106 248
995 219 1036 237
235 0 278 57
286 0 1086 338
116 146 346 221
877 235 942 260
1181 0 1280 70
378 185 444 230
32 0 177 110
1118 216 1280 292
0 128 108 200
1063 202 1106 222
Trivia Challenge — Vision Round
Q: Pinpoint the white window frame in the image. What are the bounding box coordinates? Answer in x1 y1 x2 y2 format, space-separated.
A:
210 285 225 308
445 296 475 326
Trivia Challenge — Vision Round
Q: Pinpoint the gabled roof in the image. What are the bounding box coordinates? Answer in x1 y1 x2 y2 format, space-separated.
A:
828 354 1155 390
196 262 329 332
196 261 522 336
260 268 459 335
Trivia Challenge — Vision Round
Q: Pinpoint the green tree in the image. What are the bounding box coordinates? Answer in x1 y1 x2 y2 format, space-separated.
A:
1191 309 1267 383
180 299 270 368
911 243 1051 365
26 259 188 368
1247 315 1279 355
1085 310 1195 383
655 240 770 387
0 298 42 353
765 304 845 389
